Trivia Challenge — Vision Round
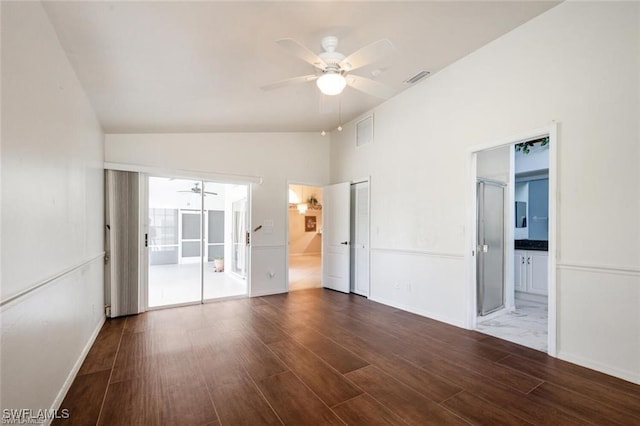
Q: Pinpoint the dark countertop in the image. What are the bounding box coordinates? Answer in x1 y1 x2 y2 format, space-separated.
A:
515 239 548 251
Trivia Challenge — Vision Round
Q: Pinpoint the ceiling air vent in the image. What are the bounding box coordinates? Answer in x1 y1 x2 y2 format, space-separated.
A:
356 115 373 147
403 70 431 84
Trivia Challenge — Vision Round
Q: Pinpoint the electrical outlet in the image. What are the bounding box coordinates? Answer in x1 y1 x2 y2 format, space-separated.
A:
394 282 400 290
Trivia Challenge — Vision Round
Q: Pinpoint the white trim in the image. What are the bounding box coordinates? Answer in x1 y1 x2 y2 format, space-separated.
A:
547 123 558 357
146 300 202 311
557 351 640 385
371 247 465 260
251 289 288 297
104 161 263 185
0 253 105 310
369 295 466 329
49 316 106 424
557 262 640 277
467 122 558 357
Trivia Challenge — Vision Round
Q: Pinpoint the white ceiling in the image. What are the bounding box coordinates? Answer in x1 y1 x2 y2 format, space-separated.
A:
43 1 560 133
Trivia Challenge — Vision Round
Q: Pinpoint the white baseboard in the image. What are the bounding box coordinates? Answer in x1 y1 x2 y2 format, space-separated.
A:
250 289 288 297
48 316 106 424
369 295 466 329
557 350 640 385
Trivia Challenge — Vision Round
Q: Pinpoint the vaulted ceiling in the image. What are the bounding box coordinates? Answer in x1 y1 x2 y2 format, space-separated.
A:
43 1 560 133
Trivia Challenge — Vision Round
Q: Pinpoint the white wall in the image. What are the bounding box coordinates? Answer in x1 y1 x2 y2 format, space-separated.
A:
330 1 639 383
1 1 105 412
105 132 330 296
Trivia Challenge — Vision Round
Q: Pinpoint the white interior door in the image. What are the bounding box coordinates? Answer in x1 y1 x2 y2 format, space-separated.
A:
350 181 370 297
322 182 351 293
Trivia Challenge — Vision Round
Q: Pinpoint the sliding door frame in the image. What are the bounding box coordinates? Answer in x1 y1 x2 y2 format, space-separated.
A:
140 173 253 311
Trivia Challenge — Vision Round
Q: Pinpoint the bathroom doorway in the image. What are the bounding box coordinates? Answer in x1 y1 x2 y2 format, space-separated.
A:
469 125 557 355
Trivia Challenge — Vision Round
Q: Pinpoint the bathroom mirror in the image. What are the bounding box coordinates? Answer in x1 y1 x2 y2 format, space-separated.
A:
515 201 527 228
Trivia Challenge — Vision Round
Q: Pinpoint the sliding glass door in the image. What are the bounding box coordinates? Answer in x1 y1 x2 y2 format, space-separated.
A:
231 198 248 276
148 177 249 308
202 183 249 301
148 177 202 307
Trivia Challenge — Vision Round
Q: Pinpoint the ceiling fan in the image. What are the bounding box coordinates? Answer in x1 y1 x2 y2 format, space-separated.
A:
261 36 397 99
177 182 217 196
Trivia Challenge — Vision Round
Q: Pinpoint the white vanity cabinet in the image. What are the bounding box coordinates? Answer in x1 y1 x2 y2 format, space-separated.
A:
514 250 548 295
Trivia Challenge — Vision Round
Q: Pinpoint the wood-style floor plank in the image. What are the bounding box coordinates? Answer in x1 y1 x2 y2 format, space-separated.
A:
345 365 468 425
53 370 111 426
498 354 640 418
98 377 159 426
530 382 636 425
300 313 463 403
442 391 532 426
398 339 543 395
399 349 586 425
331 394 407 425
286 325 370 374
77 319 125 376
267 338 362 407
57 288 640 425
257 371 345 425
207 370 282 425
157 373 218 426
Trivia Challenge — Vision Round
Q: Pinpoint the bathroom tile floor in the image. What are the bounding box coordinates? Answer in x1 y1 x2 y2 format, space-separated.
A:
476 298 548 352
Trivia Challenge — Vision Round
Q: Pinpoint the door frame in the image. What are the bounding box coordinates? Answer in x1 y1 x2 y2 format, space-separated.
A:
466 122 558 357
142 174 253 311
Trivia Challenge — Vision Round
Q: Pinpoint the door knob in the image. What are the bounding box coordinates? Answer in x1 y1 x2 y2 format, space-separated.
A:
340 241 349 245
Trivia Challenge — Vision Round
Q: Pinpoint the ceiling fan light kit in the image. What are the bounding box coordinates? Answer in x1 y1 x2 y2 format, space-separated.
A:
316 72 347 96
262 36 396 100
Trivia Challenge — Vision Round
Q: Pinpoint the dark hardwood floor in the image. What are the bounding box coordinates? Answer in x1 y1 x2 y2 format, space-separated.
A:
55 289 640 425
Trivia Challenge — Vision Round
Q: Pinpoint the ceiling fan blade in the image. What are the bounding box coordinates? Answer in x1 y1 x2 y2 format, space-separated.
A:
339 39 395 72
260 74 318 91
204 191 218 196
346 75 396 99
276 38 327 70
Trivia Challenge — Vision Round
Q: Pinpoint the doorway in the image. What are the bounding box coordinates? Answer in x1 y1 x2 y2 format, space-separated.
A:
147 176 249 308
287 184 323 291
469 126 556 355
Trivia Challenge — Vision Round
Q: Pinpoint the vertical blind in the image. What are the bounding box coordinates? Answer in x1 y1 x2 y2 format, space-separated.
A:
105 170 141 317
